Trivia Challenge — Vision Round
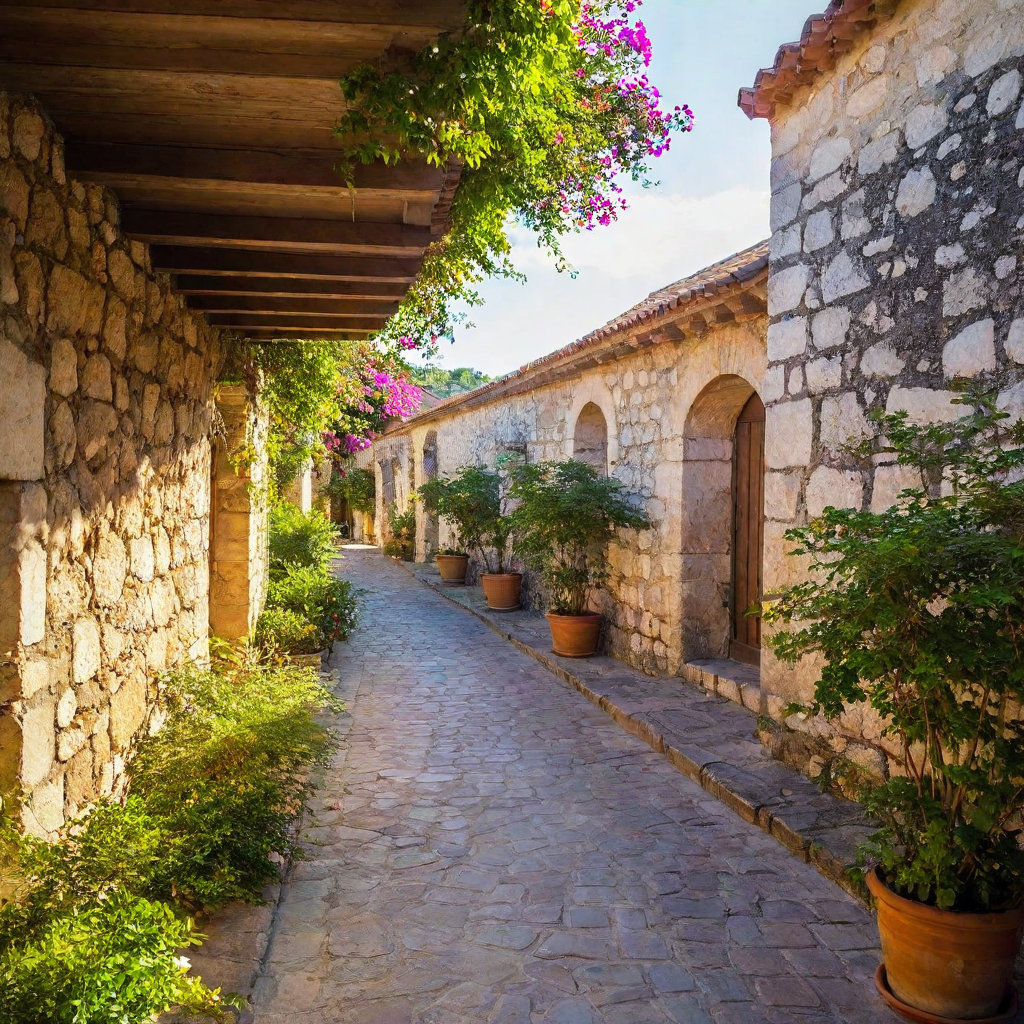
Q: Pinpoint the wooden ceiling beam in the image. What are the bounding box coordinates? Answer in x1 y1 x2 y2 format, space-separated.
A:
205 313 388 331
175 275 410 299
187 295 400 315
65 142 445 196
122 209 431 255
149 246 421 280
0 1 467 28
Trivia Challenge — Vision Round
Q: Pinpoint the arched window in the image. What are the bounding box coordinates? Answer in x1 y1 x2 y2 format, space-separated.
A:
573 402 609 474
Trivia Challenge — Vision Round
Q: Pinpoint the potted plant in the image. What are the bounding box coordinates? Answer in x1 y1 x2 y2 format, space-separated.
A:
509 459 649 656
383 500 416 561
420 466 519 607
763 393 1024 1023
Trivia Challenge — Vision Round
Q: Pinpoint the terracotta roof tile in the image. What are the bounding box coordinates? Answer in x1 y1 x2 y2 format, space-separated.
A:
393 239 769 429
738 0 899 120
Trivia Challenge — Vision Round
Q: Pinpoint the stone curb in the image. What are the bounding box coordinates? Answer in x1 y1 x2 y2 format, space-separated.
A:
394 558 874 905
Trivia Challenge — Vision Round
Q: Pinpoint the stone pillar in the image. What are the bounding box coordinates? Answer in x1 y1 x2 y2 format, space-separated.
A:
209 385 269 641
284 458 313 513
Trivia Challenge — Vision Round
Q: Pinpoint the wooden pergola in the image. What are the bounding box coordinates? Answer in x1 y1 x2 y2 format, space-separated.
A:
0 1 467 339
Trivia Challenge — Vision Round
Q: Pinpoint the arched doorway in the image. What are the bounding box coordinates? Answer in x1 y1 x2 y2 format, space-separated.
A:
422 431 439 556
573 402 609 474
730 393 765 665
680 375 765 666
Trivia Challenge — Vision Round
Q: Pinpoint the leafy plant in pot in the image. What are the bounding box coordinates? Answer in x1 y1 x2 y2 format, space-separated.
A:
763 393 1024 1023
509 459 649 656
420 466 519 607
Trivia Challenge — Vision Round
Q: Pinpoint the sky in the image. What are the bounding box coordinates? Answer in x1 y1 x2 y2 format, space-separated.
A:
415 0 817 379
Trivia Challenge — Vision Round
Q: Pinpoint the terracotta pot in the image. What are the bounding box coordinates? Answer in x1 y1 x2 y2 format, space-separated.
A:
545 612 602 657
480 573 522 611
867 868 1024 1021
435 553 469 583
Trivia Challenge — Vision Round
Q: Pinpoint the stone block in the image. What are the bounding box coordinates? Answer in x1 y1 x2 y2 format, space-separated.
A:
767 265 809 316
942 269 988 318
0 338 45 481
943 319 996 378
860 342 904 378
46 264 105 336
764 470 801 520
92 532 127 607
56 687 77 729
987 69 1022 116
51 401 76 468
109 674 147 751
895 167 936 218
1006 319 1024 363
25 188 68 261
77 399 118 461
806 467 863 517
820 393 870 453
803 209 835 251
73 618 101 682
765 400 812 469
821 251 869 304
767 316 807 362
0 163 29 229
808 136 851 182
770 183 802 231
26 777 64 835
904 104 948 149
20 699 55 787
81 353 113 401
886 387 960 424
130 535 155 582
871 464 923 512
806 356 842 394
13 108 44 162
811 307 850 350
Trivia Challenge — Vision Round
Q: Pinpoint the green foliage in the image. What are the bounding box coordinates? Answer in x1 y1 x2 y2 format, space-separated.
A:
253 607 321 656
327 467 376 515
0 891 224 1024
384 502 417 560
418 465 511 572
410 364 491 397
508 459 649 615
0 650 340 1023
266 566 359 653
338 1 691 342
130 660 340 910
763 393 1024 912
268 501 339 578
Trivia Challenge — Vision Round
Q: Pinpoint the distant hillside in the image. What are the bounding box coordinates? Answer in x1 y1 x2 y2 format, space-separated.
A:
410 365 492 399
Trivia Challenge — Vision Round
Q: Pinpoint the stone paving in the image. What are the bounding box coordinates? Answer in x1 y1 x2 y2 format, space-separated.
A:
251 549 892 1024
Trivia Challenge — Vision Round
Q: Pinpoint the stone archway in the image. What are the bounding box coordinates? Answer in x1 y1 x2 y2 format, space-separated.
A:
573 402 609 474
680 374 764 665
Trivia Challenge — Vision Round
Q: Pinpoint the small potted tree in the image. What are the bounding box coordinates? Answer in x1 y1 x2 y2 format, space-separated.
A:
764 394 1024 1023
509 459 649 656
420 466 519 607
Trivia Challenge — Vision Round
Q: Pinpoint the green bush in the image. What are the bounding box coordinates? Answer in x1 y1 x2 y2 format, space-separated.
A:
764 393 1024 912
326 467 376 515
268 501 338 577
130 660 340 910
0 891 224 1024
509 459 650 615
253 607 321 656
384 501 416 560
266 566 359 653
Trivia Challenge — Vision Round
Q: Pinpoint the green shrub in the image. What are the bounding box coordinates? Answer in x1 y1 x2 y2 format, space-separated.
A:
764 393 1024 912
129 660 341 910
253 607 321 656
509 459 650 615
326 467 376 515
0 891 226 1024
266 566 359 653
268 501 338 577
384 502 416 560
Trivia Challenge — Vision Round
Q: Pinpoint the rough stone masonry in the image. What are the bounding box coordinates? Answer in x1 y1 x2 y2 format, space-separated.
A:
0 93 235 834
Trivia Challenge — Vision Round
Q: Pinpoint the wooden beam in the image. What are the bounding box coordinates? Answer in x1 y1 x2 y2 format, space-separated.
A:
188 295 400 315
0 9 446 78
175 275 409 299
122 209 431 255
65 142 445 196
205 313 389 331
150 246 421 280
237 328 377 339
0 1 467 28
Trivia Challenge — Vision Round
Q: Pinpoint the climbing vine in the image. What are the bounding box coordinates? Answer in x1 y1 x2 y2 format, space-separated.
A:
339 0 693 344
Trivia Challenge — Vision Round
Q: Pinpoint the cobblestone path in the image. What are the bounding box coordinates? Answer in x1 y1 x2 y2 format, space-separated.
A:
252 549 890 1024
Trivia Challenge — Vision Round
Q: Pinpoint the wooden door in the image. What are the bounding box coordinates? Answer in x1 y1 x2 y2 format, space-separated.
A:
731 393 765 666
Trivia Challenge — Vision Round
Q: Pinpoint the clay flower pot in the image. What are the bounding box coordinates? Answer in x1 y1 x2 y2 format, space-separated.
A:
435 553 469 584
545 612 602 658
867 868 1024 1022
480 573 522 611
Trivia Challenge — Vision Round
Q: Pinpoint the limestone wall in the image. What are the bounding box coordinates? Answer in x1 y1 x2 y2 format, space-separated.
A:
0 93 231 833
761 0 1024 768
371 319 767 676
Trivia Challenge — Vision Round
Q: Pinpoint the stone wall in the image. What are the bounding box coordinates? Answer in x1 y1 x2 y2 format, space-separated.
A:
0 93 240 833
370 318 767 676
760 0 1024 772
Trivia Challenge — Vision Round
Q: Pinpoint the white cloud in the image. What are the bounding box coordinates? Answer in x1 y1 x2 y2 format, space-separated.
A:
508 185 770 281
